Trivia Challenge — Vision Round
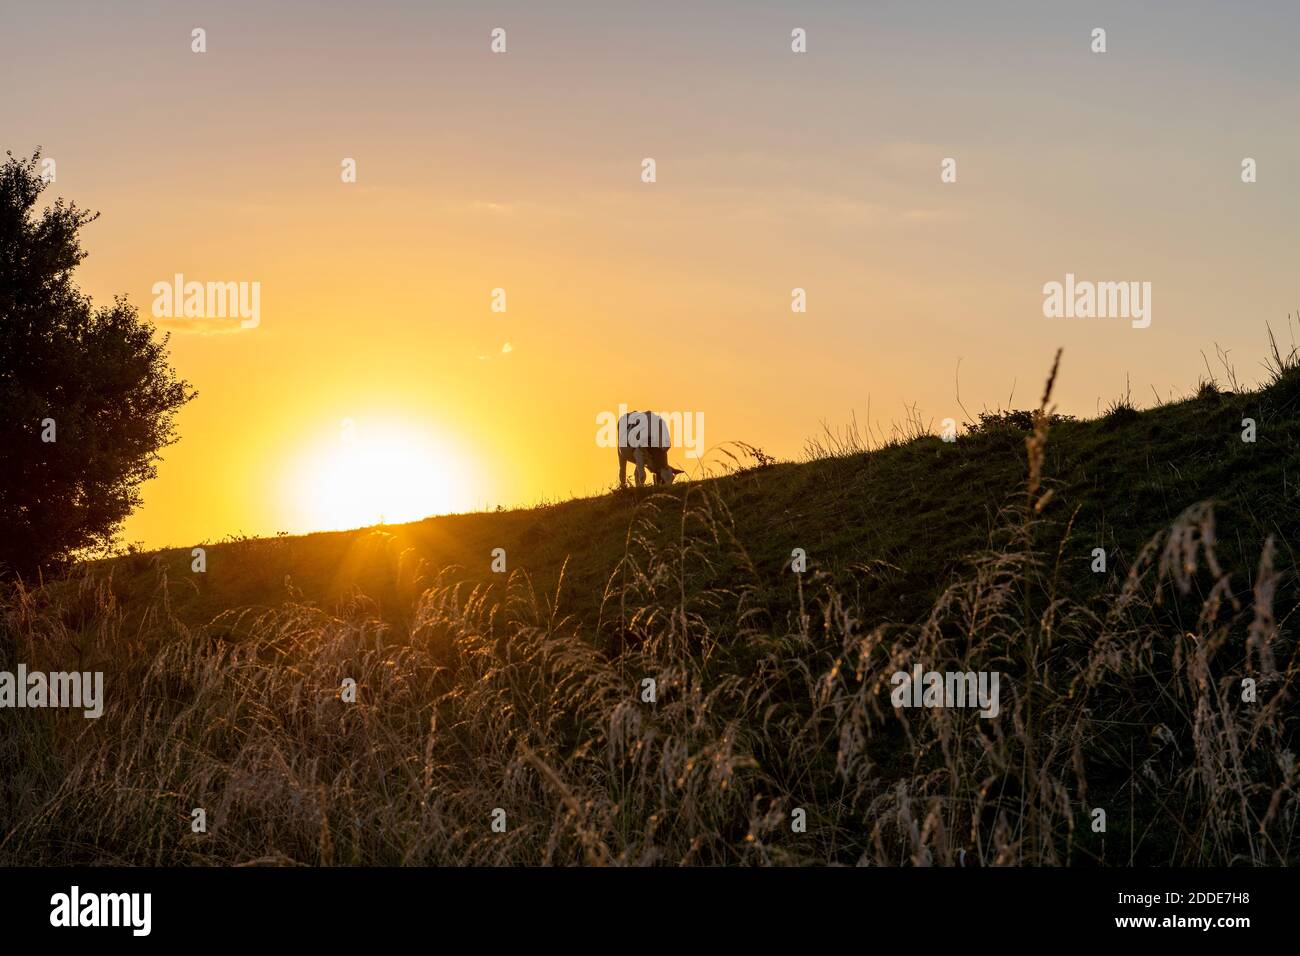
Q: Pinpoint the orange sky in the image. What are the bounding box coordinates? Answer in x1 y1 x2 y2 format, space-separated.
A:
5 1 1298 548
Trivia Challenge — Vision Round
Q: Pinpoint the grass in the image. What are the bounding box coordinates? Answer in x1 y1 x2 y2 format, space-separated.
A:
1 344 1298 866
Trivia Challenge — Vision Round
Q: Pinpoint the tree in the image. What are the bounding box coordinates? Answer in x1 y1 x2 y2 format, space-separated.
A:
0 150 195 579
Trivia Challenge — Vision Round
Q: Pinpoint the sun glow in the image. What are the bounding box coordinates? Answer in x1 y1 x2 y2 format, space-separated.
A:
287 421 469 532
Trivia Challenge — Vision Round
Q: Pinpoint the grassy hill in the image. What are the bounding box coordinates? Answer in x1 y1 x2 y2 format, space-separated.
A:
3 352 1299 866
103 363 1298 643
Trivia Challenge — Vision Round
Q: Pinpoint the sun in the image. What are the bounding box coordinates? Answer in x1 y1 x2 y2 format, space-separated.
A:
289 420 467 532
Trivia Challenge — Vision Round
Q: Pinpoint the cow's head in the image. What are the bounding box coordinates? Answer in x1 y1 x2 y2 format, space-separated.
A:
657 466 686 485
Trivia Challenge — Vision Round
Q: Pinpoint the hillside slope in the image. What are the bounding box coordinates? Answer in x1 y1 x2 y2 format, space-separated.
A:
5 361 1298 866
103 374 1298 640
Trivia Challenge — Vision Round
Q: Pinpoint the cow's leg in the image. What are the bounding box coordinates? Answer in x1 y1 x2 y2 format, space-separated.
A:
634 448 647 487
650 450 666 484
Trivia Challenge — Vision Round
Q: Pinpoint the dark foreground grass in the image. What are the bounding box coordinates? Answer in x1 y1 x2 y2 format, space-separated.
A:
1 353 1297 865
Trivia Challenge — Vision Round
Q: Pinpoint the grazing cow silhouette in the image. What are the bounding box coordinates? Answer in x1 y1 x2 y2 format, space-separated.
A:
617 410 685 488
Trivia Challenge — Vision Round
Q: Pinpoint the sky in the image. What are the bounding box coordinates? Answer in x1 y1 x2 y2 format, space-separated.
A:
4 1 1298 548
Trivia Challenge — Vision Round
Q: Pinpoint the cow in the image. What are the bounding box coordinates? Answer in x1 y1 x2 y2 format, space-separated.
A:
618 410 686 488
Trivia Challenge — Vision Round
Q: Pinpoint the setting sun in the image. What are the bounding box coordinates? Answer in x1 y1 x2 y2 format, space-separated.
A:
287 420 468 532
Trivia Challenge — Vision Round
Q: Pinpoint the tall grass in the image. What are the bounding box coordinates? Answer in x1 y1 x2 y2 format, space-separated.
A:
2 367 1296 866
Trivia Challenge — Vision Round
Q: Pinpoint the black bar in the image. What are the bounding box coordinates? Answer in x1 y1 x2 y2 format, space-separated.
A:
0 866 1282 941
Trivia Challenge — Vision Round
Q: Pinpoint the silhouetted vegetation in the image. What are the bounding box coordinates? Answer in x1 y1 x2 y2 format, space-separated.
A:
0 151 194 579
2 351 1296 865
968 408 1077 434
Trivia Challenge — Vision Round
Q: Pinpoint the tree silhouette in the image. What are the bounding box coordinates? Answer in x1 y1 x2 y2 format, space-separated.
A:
0 150 195 579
